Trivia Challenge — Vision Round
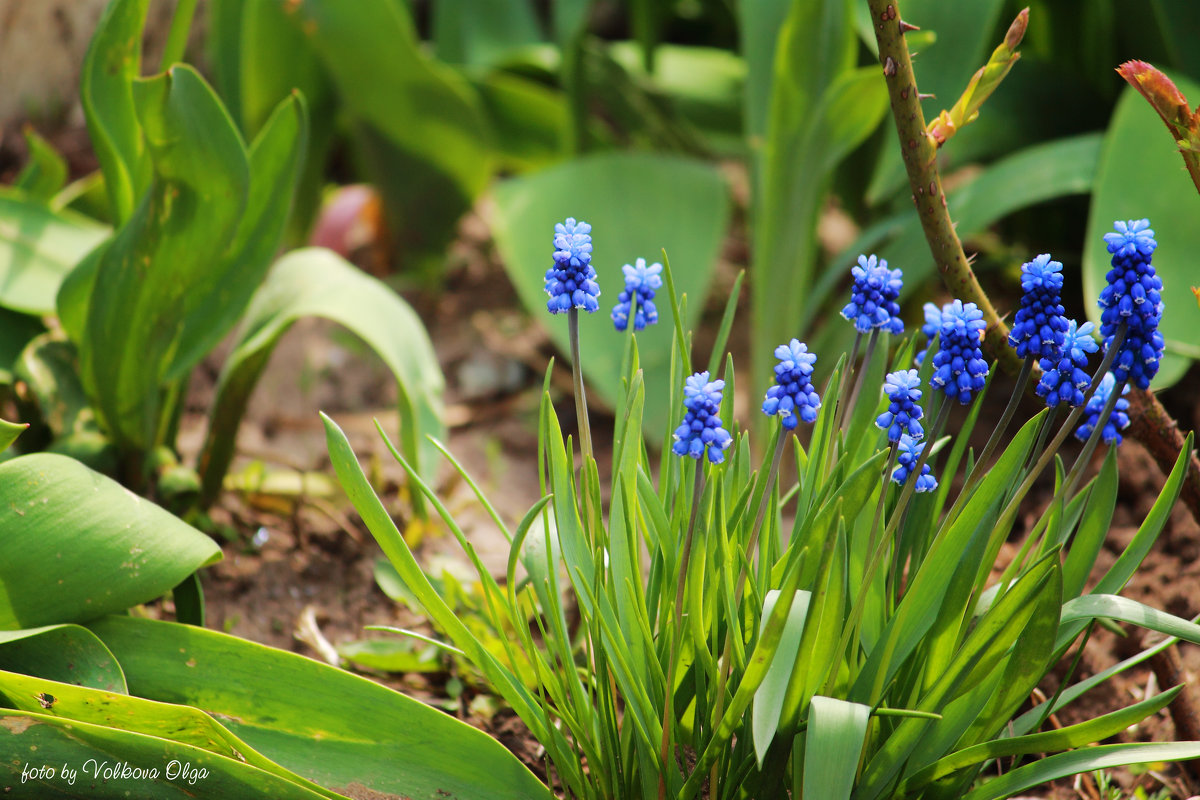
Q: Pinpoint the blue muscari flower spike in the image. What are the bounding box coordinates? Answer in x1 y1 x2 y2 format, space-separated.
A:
930 300 989 404
915 301 944 366
673 371 733 464
544 218 600 314
762 340 821 429
891 434 937 492
611 258 663 331
1075 372 1131 446
841 254 905 335
876 369 925 442
1035 320 1098 408
1098 219 1164 390
1009 253 1069 362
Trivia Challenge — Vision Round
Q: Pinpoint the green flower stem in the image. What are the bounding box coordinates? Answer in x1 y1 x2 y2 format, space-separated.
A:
567 309 595 464
837 331 865 424
867 0 1200 523
658 468 706 800
841 328 880 433
1062 376 1128 501
160 0 198 72
964 357 1032 493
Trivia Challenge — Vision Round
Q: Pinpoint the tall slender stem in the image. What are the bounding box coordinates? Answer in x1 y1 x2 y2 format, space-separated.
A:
568 309 595 463
841 329 880 434
964 358 1032 493
160 0 199 72
1062 377 1127 501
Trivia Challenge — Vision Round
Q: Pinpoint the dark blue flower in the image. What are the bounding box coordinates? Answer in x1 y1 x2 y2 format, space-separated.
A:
1008 253 1069 362
891 434 937 492
930 300 989 404
841 254 905 335
611 258 663 331
1035 320 1098 408
915 301 944 366
1098 219 1164 390
544 218 600 314
673 371 733 463
876 369 925 442
762 340 821 429
1074 372 1131 446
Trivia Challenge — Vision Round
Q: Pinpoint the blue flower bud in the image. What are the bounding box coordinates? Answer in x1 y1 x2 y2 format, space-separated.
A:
1074 372 1131 446
891 434 937 492
930 300 989 404
876 369 925 442
611 258 663 331
1009 253 1069 362
673 371 733 464
545 218 600 314
841 254 905 335
1098 219 1164 390
762 340 821 429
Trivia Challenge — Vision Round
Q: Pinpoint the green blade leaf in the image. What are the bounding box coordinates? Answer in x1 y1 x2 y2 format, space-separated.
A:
803 696 871 800
0 453 220 629
490 151 730 439
1083 75 1200 390
751 589 812 765
199 248 444 505
79 64 250 450
1059 594 1200 649
0 190 109 315
89 599 552 799
0 625 126 692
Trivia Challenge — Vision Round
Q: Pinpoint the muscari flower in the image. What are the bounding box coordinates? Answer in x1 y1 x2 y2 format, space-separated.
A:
915 301 944 366
1009 253 1069 362
1035 320 1098 408
1074 372 1131 446
673 371 733 464
891 434 937 492
544 218 600 314
841 254 905 335
762 340 821 429
1098 219 1164 390
611 258 663 331
876 369 925 442
931 299 989 404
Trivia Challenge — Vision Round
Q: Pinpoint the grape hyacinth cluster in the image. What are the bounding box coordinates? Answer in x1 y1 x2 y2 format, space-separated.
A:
544 218 600 314
611 258 663 331
1098 219 1165 389
841 254 905 335
1009 253 1069 362
672 371 733 464
1075 372 1131 446
892 435 937 492
1035 320 1098 408
931 300 990 404
761 340 822 429
876 370 925 442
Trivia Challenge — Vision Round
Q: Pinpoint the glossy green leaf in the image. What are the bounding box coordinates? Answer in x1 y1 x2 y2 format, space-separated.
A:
0 453 220 630
14 128 68 201
80 0 149 223
281 0 493 270
1059 594 1200 649
0 625 126 692
803 696 870 800
199 247 444 505
1083 77 1200 390
79 64 250 450
751 589 811 765
0 709 333 799
0 190 109 316
92 584 546 798
0 420 26 454
0 669 338 798
490 152 730 437
960 742 1200 800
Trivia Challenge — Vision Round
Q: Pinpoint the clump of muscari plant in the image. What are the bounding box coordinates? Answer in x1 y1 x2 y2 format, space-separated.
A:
323 216 1200 800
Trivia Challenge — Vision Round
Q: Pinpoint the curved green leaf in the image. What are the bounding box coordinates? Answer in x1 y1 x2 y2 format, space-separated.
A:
199 248 444 506
0 190 109 316
80 0 149 223
89 615 552 800
490 152 730 437
751 589 812 765
0 709 332 799
803 696 871 800
0 453 220 629
1084 77 1200 391
79 64 250 450
0 625 126 692
1060 594 1200 647
14 128 68 201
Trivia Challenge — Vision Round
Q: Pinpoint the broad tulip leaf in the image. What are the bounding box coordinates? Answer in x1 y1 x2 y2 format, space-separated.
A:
79 64 250 450
0 625 126 692
490 152 730 438
89 616 553 800
0 453 221 630
199 248 444 506
803 697 871 800
1083 77 1200 391
0 190 108 316
0 709 332 799
14 129 68 202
